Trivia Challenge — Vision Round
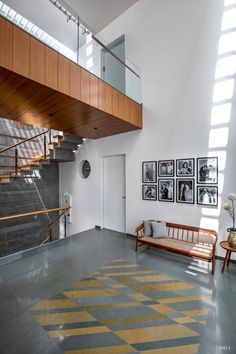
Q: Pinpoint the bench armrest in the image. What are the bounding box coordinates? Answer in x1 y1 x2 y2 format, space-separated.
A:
135 223 144 237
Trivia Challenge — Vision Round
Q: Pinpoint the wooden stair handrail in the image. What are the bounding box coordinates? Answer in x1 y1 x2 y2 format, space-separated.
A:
48 206 70 228
0 130 49 154
45 206 71 244
0 206 70 222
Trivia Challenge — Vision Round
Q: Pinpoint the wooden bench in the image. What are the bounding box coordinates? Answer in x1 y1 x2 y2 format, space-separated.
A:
135 222 217 274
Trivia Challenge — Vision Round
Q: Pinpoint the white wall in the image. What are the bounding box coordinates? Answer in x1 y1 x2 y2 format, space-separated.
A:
60 0 236 258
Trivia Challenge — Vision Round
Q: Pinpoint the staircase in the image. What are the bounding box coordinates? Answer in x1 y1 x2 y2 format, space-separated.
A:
0 127 83 185
0 117 82 257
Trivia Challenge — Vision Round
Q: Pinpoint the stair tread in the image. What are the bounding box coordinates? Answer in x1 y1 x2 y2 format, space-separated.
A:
53 134 63 140
29 155 50 162
23 163 41 167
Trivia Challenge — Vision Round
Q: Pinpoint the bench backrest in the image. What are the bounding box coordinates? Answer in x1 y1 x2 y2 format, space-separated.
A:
166 222 217 245
136 222 217 246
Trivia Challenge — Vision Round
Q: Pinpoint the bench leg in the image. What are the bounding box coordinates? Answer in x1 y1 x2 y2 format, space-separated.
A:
212 252 215 275
135 238 138 252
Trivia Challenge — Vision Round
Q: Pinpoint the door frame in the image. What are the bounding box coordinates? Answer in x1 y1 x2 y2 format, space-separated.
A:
101 154 126 233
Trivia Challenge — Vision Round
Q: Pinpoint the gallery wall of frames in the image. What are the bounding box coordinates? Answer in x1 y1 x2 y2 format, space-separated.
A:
142 157 218 206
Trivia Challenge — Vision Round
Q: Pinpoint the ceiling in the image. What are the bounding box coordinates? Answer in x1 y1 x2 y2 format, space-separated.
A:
64 0 139 33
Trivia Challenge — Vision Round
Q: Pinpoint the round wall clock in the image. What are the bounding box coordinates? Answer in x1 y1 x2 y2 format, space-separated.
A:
81 160 91 179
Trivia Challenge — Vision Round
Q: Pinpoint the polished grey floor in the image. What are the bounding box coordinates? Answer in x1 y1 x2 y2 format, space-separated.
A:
0 229 235 354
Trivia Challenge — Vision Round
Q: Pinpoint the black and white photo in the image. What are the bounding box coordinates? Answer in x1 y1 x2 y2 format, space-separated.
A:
158 160 174 177
158 179 174 202
197 157 218 184
197 186 218 206
142 161 157 183
176 179 195 204
176 158 194 177
142 184 157 201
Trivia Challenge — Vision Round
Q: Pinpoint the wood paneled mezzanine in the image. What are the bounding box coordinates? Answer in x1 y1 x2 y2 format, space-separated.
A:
0 16 142 139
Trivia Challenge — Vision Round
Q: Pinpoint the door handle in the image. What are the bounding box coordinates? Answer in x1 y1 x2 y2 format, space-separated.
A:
122 196 126 199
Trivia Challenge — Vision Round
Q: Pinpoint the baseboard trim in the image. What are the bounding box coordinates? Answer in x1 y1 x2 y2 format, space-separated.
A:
216 254 236 264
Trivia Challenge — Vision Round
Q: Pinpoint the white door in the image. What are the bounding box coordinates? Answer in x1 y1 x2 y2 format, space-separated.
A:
103 155 126 233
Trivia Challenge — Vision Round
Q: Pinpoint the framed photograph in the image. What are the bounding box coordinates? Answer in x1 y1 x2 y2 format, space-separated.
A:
142 184 157 201
176 179 195 204
197 157 218 184
142 161 157 183
158 160 174 177
176 158 194 177
197 186 218 206
158 179 174 202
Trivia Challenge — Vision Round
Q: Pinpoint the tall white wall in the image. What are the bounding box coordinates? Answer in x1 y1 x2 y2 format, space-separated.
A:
60 0 236 258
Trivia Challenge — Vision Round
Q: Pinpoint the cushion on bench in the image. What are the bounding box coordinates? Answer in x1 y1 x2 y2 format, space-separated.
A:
139 237 213 260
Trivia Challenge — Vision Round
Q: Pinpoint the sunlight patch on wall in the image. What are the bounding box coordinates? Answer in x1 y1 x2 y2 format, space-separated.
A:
211 103 232 125
213 79 235 102
86 33 92 44
218 174 225 194
200 216 219 230
200 1 235 235
224 0 236 7
221 7 236 30
215 55 236 79
201 205 221 217
207 151 227 170
86 44 93 57
208 127 229 148
87 57 93 69
218 32 236 54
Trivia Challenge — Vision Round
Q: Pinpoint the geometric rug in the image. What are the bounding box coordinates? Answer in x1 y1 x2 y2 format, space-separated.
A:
31 259 214 353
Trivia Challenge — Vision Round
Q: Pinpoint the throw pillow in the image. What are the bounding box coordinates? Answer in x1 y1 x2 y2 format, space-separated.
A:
152 221 168 238
143 220 153 236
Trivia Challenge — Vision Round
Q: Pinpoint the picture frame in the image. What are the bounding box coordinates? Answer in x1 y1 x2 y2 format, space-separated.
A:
142 161 157 183
176 179 195 204
197 186 218 206
158 179 174 202
158 160 174 177
142 184 157 201
197 157 218 184
176 158 194 177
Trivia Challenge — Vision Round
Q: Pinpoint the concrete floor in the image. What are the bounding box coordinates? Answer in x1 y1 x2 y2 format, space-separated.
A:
0 229 235 354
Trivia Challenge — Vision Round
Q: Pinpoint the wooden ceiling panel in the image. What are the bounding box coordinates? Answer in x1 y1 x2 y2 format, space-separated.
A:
0 67 138 139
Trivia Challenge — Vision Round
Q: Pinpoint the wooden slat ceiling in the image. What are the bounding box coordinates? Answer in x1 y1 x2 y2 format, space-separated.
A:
0 67 139 139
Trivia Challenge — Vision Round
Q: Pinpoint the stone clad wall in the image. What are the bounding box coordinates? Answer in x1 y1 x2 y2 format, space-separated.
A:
0 118 59 257
0 164 59 257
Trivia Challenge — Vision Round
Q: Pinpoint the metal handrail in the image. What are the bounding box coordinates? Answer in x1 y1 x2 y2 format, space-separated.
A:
49 0 140 78
91 35 140 78
0 130 49 154
45 206 71 244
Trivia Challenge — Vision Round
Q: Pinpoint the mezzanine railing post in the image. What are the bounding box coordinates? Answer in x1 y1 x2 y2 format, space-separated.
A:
49 129 51 144
15 148 18 175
